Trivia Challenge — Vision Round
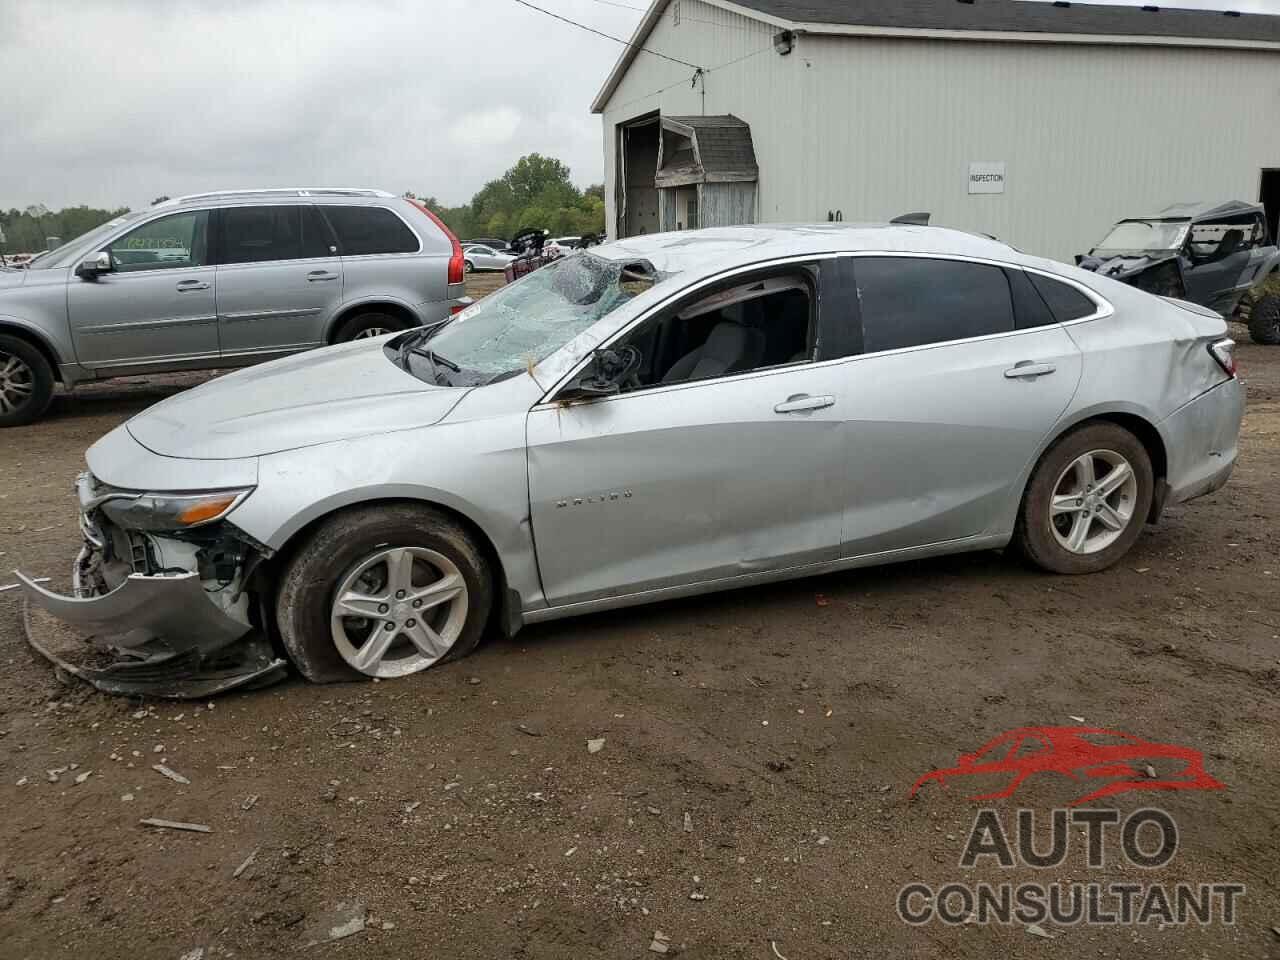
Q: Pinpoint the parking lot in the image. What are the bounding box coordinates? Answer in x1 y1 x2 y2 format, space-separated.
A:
0 297 1277 958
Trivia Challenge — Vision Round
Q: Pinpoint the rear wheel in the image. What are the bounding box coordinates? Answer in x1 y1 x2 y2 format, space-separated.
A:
1249 293 1280 345
333 311 410 343
0 334 55 427
464 260 474 274
275 504 493 683
1013 423 1153 575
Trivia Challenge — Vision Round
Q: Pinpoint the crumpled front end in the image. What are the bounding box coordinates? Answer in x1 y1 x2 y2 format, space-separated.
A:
1077 253 1187 299
16 472 286 698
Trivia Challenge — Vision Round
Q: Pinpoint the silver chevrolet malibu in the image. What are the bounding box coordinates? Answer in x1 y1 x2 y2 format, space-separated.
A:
18 224 1244 696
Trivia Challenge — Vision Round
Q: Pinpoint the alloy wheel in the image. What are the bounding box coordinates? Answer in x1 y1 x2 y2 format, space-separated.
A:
0 351 35 415
352 326 390 339
1049 449 1138 555
329 546 469 677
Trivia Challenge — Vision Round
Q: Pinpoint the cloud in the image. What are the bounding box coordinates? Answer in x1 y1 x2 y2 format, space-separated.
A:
1 0 1277 211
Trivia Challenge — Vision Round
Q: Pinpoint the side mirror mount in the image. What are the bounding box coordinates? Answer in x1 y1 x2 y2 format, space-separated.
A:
76 251 111 279
557 347 640 403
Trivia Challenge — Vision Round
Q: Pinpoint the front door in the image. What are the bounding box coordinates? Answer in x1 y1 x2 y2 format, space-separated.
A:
68 209 218 371
214 204 341 359
527 263 844 606
832 256 1084 557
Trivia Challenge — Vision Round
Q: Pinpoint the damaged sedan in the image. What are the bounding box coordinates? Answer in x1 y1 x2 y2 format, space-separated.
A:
18 224 1245 696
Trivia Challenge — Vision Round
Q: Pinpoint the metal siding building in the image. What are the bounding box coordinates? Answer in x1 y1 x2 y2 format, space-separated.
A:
594 0 1280 261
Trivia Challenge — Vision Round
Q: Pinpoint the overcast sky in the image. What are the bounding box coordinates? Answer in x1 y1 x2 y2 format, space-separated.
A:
2 0 1277 212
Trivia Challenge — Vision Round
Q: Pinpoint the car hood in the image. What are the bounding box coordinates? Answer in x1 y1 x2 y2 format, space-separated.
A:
126 340 469 460
1077 252 1175 281
0 267 28 288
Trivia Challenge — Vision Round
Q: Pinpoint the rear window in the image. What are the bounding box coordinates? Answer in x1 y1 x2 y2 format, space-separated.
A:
323 206 419 256
1028 273 1097 322
854 257 1015 353
219 205 332 264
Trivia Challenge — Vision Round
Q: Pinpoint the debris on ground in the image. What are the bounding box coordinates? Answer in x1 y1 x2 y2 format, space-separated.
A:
1069 715 1085 723
232 848 259 879
815 594 831 607
689 891 707 901
178 948 204 960
302 900 366 946
648 931 671 954
73 770 92 785
683 811 693 833
515 722 543 737
241 794 259 811
139 818 212 834
586 737 606 754
1026 923 1055 939
152 764 190 785
770 940 789 960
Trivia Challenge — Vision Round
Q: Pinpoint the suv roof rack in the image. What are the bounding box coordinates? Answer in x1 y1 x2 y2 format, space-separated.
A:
162 188 396 205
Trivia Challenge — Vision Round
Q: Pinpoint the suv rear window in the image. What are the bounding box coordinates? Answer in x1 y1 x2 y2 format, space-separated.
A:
323 206 419 256
219 205 332 264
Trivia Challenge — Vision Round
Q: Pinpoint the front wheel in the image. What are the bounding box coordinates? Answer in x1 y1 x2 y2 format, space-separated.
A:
275 504 493 682
1012 423 1154 575
0 334 55 427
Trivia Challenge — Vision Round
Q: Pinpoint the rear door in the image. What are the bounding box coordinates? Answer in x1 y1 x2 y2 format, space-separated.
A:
68 209 218 371
323 203 447 324
213 204 341 360
832 256 1085 557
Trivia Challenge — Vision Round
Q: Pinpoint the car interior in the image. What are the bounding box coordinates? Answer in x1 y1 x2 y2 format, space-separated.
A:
617 271 815 390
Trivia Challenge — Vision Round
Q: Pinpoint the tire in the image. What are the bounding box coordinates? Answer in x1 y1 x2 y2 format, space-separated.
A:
0 334 55 427
332 311 410 343
1249 293 1280 345
275 503 493 683
1012 423 1154 575
464 260 474 275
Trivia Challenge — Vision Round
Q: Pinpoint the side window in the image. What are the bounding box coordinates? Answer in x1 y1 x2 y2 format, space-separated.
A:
1188 214 1253 262
107 211 209 272
220 206 296 264
853 257 1014 353
618 270 815 390
322 206 419 256
1026 272 1098 323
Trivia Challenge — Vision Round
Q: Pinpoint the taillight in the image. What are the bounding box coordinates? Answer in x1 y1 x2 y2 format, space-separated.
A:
1208 338 1237 378
411 200 464 285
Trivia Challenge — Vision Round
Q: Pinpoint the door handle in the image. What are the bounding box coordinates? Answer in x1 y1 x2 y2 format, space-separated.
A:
175 280 210 292
774 394 835 414
1004 361 1056 380
307 271 339 282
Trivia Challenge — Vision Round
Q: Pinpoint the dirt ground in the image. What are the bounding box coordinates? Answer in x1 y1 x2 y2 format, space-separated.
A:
1 306 1277 959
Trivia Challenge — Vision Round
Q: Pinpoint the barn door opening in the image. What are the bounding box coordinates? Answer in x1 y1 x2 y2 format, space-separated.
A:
617 115 660 239
1261 169 1280 244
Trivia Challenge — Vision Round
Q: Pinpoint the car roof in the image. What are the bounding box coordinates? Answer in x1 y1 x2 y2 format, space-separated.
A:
590 223 1025 276
1144 200 1265 222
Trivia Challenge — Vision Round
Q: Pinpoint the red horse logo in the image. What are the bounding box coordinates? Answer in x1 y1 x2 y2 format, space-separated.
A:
910 726 1225 806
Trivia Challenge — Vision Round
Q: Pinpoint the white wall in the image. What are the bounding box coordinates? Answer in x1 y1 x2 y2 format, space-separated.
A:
599 4 1280 260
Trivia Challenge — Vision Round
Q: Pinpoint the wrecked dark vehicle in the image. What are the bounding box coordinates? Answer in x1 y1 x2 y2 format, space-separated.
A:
1076 201 1280 324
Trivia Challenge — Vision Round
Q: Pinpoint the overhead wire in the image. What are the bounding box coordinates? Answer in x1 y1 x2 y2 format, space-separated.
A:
508 0 702 69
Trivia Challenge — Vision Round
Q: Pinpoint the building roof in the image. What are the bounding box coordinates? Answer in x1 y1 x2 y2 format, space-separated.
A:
730 0 1280 43
657 116 759 185
592 0 1280 113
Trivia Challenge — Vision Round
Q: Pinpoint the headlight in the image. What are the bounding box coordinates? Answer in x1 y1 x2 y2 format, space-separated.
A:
99 488 254 531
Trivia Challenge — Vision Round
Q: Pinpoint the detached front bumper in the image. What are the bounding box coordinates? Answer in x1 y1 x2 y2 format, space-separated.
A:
16 474 287 699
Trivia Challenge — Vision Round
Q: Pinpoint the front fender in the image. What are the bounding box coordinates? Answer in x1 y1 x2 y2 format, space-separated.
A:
227 418 545 613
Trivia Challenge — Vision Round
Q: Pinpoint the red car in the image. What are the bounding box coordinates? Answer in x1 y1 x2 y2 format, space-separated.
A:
910 726 1225 805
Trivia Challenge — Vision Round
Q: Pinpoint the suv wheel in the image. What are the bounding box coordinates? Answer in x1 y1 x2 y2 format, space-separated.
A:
1012 423 1154 575
1249 293 1280 345
333 311 410 342
0 334 55 427
464 259 474 274
275 504 493 683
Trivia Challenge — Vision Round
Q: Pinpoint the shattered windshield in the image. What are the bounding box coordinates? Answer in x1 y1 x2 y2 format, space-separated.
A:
1093 219 1189 255
407 253 658 386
